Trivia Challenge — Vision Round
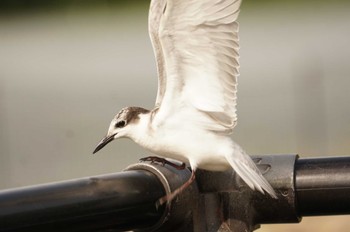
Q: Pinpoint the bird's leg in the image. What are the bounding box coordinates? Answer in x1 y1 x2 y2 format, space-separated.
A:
139 156 186 170
157 169 196 206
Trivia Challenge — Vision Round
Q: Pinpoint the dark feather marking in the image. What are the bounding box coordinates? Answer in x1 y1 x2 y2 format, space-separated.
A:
116 107 150 124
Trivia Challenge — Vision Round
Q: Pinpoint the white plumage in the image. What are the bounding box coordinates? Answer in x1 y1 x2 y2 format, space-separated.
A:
94 0 277 201
150 0 240 134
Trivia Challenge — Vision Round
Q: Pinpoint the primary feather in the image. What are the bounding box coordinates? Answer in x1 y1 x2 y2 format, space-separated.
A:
150 0 240 133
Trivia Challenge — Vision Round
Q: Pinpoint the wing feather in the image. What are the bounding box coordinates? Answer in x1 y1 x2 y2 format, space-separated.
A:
149 0 167 107
150 0 242 133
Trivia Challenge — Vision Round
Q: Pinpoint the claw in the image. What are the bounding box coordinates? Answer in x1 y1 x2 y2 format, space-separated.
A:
139 156 186 170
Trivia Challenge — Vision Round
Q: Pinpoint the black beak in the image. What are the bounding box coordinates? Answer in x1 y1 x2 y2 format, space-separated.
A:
93 134 116 154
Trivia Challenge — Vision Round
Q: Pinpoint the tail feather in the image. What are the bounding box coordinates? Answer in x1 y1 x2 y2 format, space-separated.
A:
226 146 277 199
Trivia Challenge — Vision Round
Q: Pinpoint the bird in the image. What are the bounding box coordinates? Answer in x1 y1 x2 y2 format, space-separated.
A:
93 0 277 204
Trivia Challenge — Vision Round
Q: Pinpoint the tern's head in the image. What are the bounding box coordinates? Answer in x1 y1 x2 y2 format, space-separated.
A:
93 107 150 154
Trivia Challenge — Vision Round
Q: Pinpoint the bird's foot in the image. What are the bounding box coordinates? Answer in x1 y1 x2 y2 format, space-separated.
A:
139 156 186 170
140 156 194 207
156 169 196 206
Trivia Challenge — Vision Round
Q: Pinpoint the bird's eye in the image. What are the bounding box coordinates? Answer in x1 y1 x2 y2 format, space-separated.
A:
115 121 126 128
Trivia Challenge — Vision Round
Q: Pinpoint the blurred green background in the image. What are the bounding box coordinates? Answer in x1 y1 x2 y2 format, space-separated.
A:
0 1 350 231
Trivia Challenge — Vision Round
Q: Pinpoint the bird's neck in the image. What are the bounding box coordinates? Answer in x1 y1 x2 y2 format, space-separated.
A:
128 111 156 150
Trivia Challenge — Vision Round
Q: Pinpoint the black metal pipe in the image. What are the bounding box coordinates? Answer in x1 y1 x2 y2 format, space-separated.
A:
0 170 165 232
295 156 350 216
1 155 350 232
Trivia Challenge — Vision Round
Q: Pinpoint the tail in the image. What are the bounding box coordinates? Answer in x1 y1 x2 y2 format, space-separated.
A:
226 143 277 198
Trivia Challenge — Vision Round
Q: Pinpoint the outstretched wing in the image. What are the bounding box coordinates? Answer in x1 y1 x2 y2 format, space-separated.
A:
150 0 242 133
149 0 167 108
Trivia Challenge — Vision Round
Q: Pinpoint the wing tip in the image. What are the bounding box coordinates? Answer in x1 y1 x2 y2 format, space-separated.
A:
226 152 278 199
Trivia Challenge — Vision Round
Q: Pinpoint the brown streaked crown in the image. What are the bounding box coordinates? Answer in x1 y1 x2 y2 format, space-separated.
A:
115 107 150 125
